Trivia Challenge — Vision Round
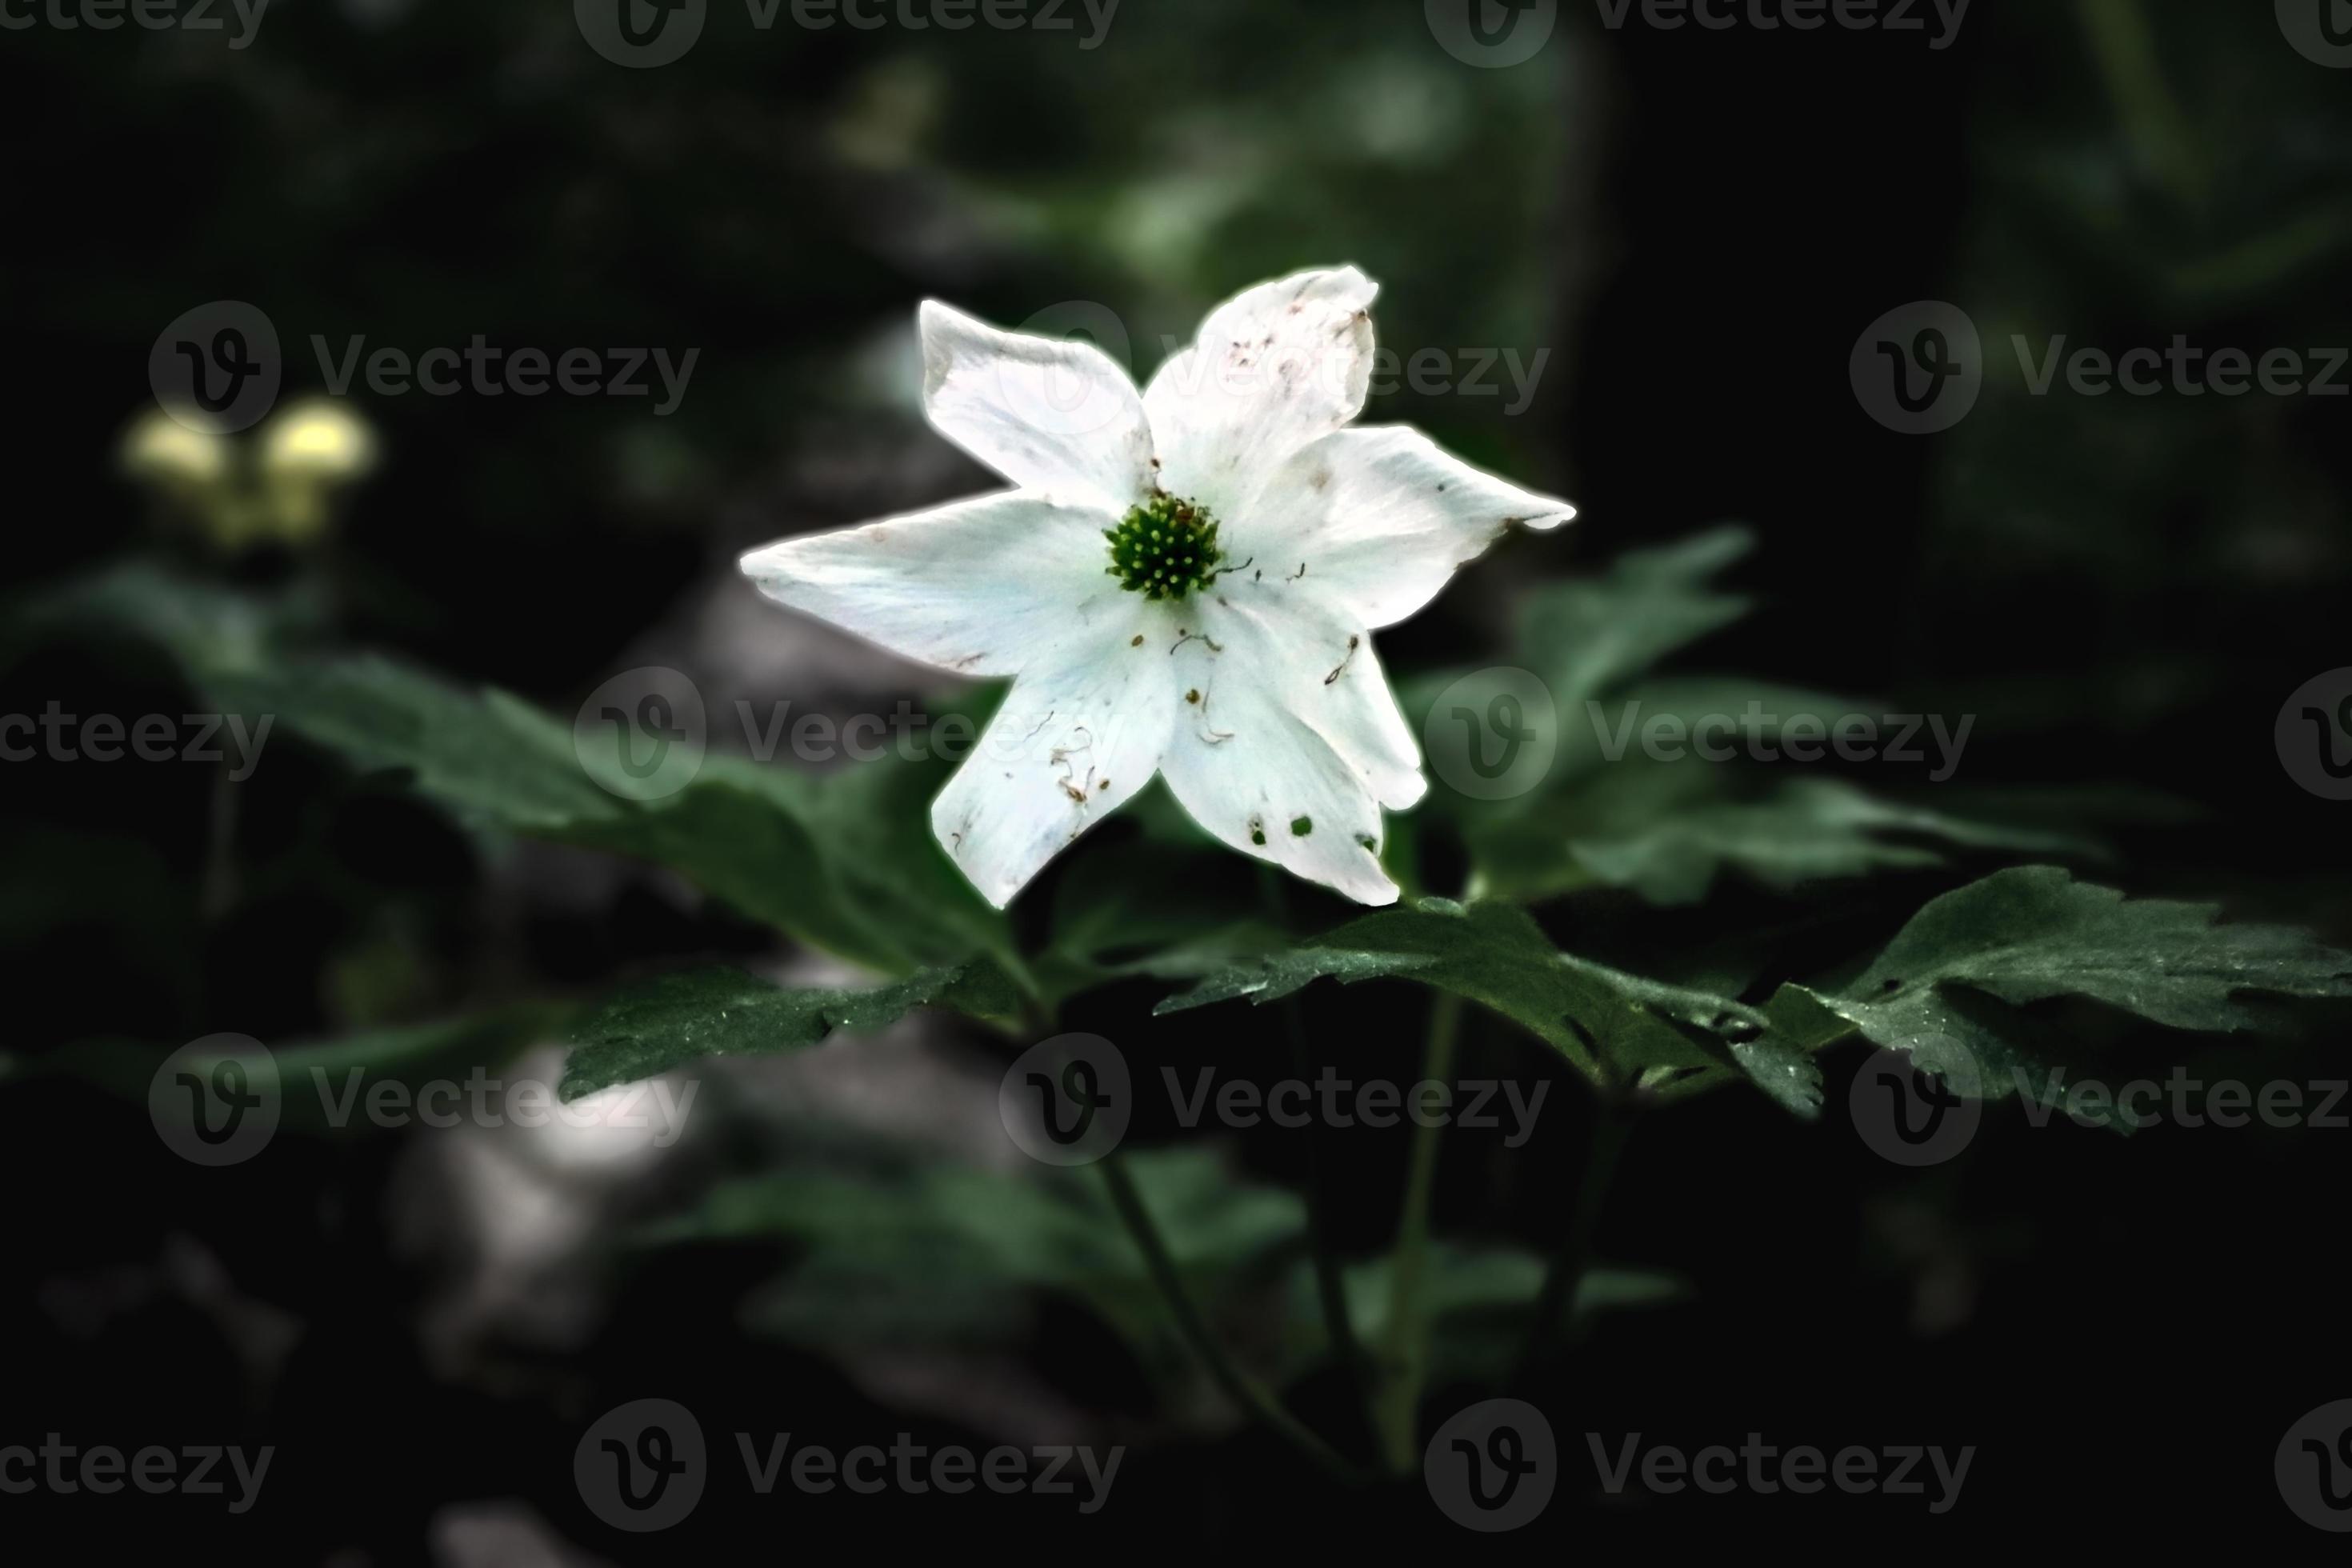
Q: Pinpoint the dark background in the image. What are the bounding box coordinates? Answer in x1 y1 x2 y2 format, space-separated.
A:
2 0 2348 1555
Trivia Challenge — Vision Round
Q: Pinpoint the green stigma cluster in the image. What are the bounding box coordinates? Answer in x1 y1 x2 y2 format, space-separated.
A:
1105 494 1222 602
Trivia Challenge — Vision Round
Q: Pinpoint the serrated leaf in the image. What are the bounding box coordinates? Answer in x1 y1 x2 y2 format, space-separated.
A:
1158 898 1818 1115
1151 944 1438 1012
211 657 622 831
1518 525 1757 712
1547 774 2094 906
34 1007 563 1134
1787 866 2352 1129
52 568 1022 978
1843 866 2352 1027
559 960 1022 1100
654 1146 1305 1380
1406 534 2102 907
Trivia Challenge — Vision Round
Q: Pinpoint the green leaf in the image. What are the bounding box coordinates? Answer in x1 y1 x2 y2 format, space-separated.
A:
33 1007 563 1135
1787 866 2352 1127
10 559 326 673
1842 866 2352 1027
1518 525 1757 713
218 657 1014 975
651 1146 1306 1379
1519 773 2095 906
38 567 1021 978
1158 898 1817 1115
1405 534 2102 906
213 656 620 831
559 960 1022 1100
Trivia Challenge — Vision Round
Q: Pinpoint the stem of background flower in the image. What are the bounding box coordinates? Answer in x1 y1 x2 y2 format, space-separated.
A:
1513 1090 1634 1378
1369 988 1463 1474
1095 1153 1365 1485
201 762 239 921
1257 866 1375 1452
2078 0 2206 209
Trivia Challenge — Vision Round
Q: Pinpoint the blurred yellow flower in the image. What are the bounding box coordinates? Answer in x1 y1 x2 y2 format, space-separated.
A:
120 398 381 550
119 407 230 491
260 398 378 484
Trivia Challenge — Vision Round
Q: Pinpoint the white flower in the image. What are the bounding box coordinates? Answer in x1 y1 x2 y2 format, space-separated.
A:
740 266 1576 909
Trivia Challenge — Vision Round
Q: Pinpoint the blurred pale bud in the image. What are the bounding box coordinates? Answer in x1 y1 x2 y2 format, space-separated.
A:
260 398 378 484
120 406 230 490
259 399 378 544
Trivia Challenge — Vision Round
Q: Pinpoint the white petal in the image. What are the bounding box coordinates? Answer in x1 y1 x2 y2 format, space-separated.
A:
1202 575 1426 811
738 491 1123 678
931 625 1176 908
1234 426 1576 629
920 301 1155 514
1161 616 1400 906
1142 266 1379 521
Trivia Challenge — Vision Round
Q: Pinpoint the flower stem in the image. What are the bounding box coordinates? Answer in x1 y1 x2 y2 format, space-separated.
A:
1095 1152 1365 1485
1514 1092 1634 1378
1258 866 1374 1450
1283 996 1377 1450
1370 989 1463 1474
201 761 240 921
2078 0 2205 207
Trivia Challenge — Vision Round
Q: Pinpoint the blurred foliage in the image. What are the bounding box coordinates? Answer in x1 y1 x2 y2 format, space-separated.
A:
4 0 2351 1546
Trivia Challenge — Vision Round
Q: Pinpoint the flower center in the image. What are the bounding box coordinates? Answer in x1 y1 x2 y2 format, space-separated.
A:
1104 494 1222 602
